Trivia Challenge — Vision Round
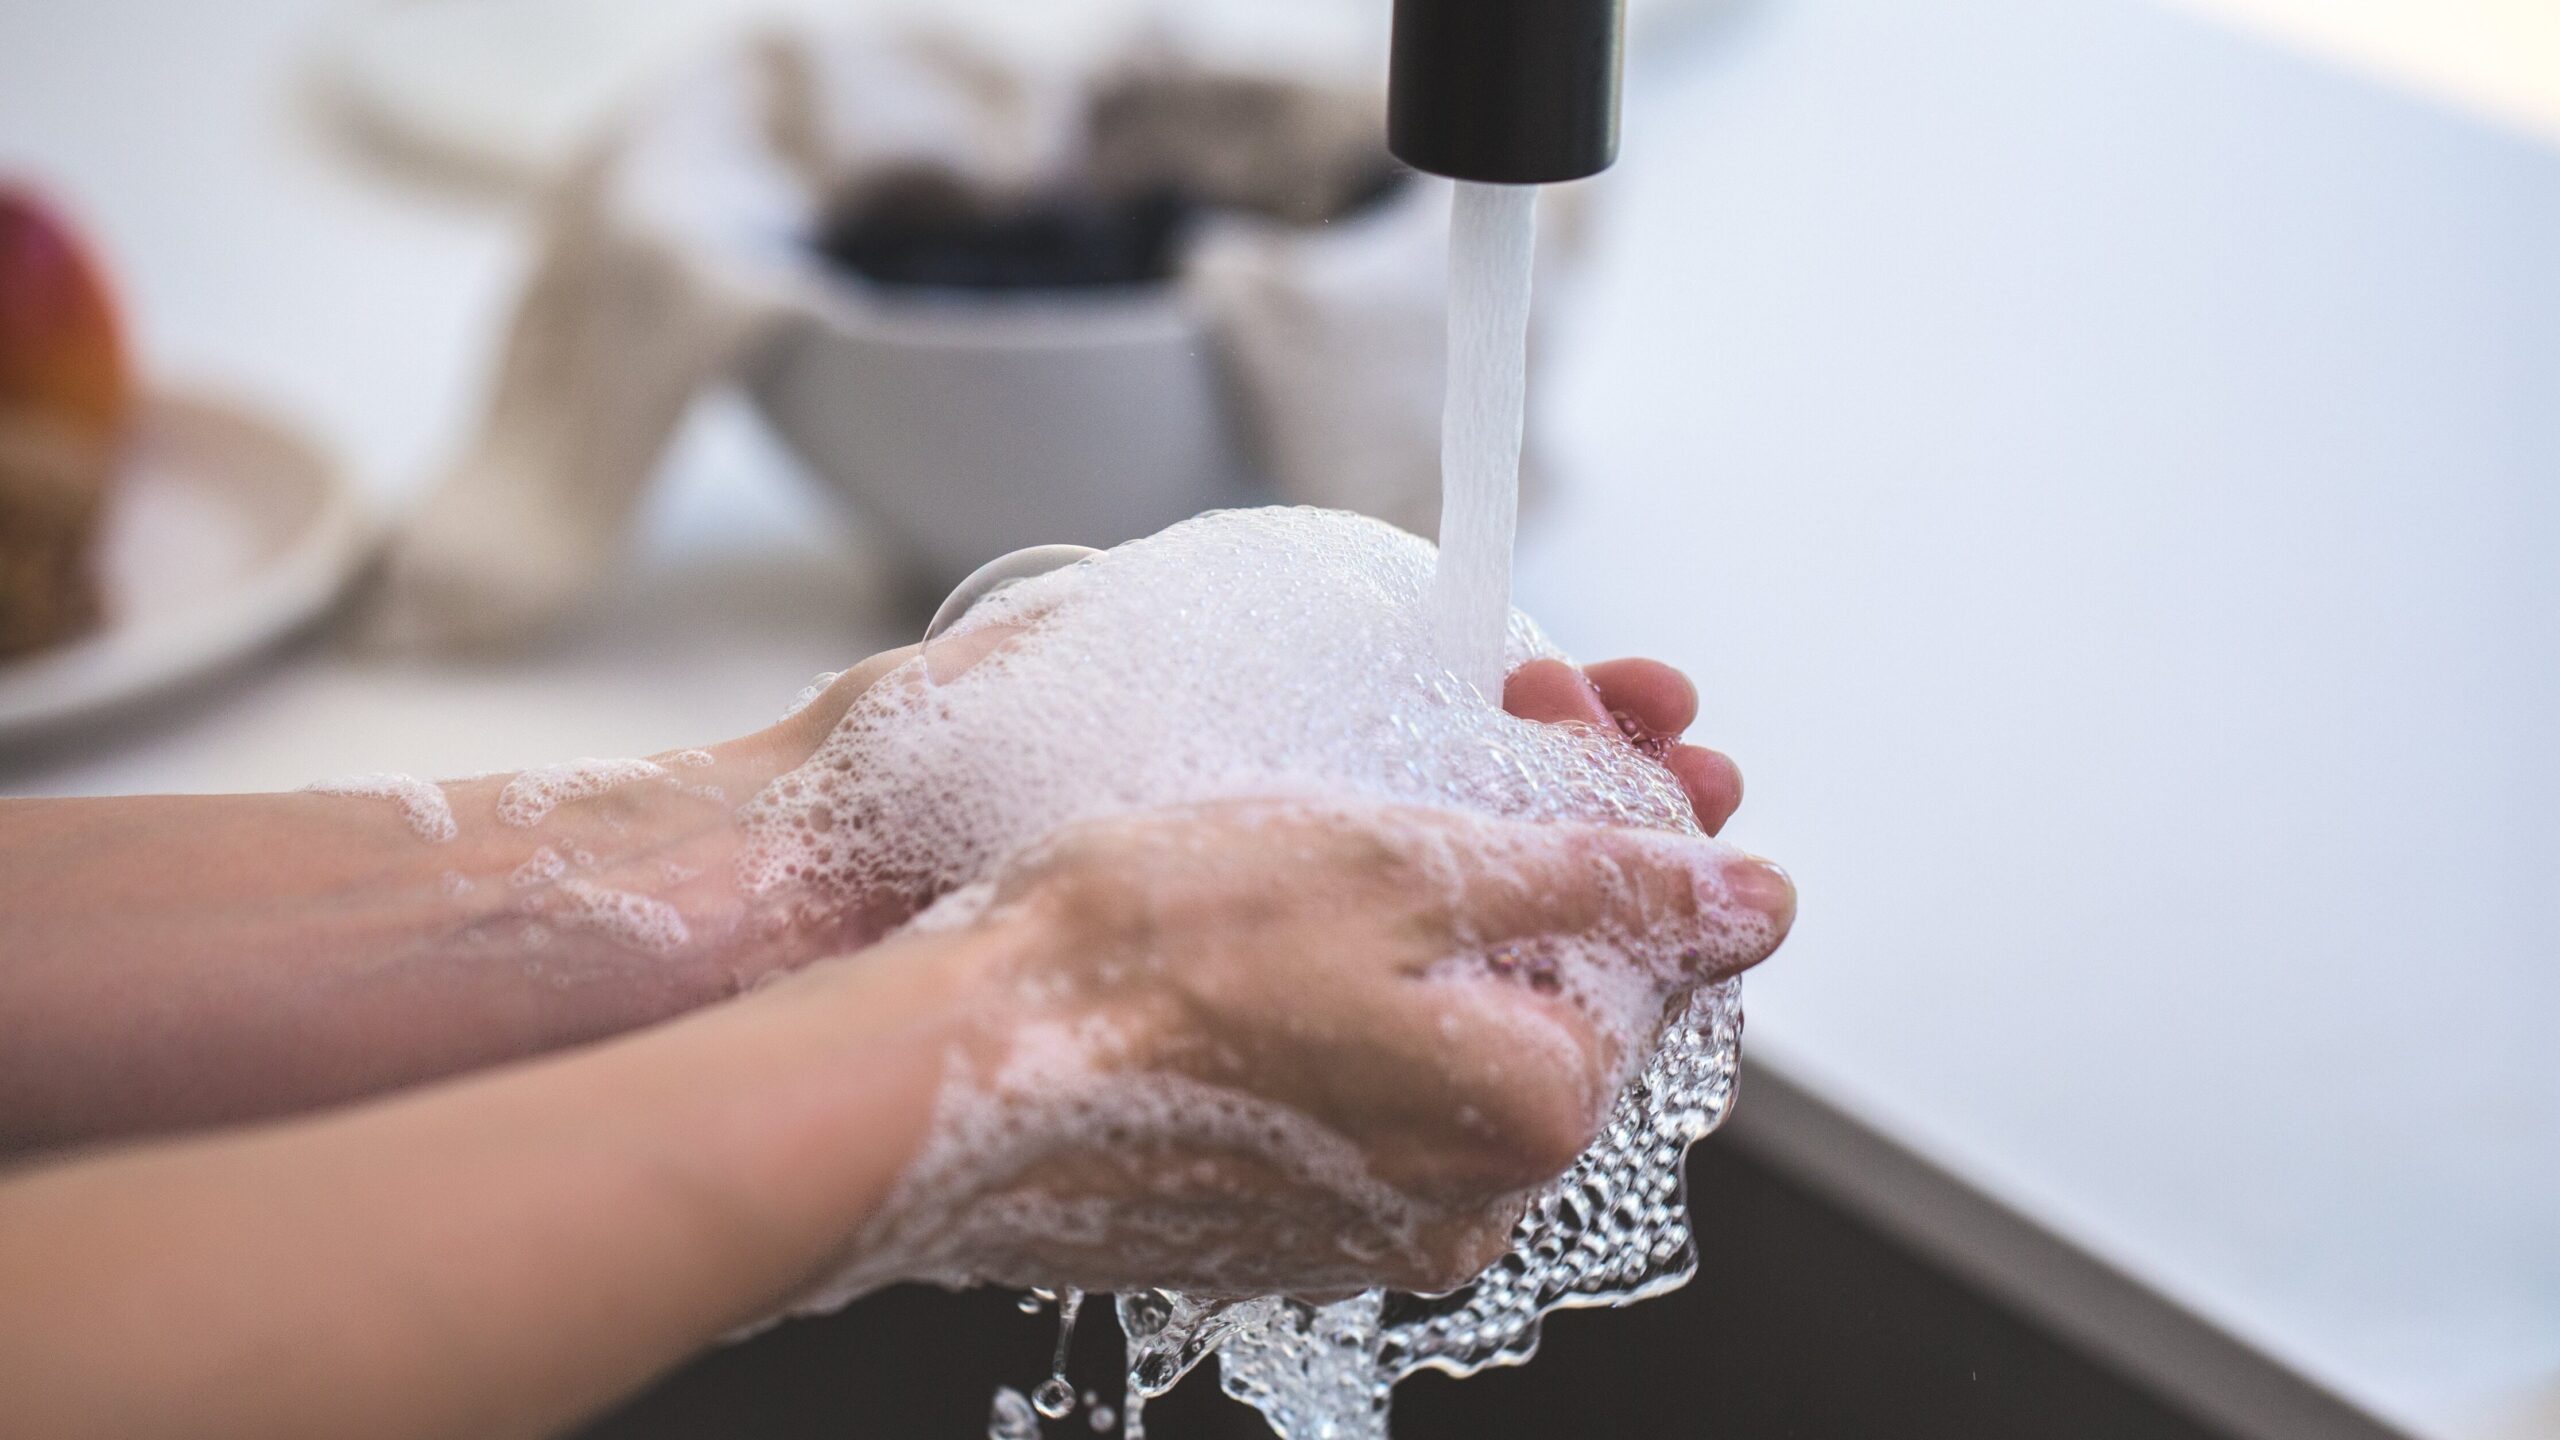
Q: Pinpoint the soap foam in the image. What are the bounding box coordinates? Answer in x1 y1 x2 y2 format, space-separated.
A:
551 876 691 957
782 672 844 722
510 847 568 888
302 773 458 844
741 507 1762 1437
738 508 1701 913
496 758 667 829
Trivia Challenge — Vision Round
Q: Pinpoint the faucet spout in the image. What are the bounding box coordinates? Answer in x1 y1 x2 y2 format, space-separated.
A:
1387 0 1627 184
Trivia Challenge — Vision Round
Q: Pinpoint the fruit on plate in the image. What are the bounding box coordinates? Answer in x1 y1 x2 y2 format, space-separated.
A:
0 185 132 657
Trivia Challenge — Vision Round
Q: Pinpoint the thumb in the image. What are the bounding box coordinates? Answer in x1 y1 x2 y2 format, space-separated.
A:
1441 815 1794 984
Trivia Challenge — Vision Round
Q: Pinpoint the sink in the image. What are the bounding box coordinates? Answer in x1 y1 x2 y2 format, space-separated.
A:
577 1065 2408 1439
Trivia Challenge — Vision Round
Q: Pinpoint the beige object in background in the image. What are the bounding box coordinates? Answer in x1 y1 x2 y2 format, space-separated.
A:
372 26 1578 651
312 0 1728 189
2156 0 2560 147
364 80 794 652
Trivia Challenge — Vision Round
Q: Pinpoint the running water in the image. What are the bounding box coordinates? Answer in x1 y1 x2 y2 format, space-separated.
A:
1077 186 1747 1440
754 191 1752 1440
1429 181 1540 701
750 511 1756 1439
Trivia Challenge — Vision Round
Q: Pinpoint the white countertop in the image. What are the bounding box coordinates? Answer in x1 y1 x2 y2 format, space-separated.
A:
3 1 2553 1435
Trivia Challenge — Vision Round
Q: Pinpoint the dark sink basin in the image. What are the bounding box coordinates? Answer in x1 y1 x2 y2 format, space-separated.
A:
577 1067 2406 1440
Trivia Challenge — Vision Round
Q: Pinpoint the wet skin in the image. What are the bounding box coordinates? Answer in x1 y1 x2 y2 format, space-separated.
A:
0 650 1793 1440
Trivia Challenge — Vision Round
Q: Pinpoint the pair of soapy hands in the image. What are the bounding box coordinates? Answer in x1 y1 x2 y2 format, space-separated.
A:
750 629 1794 1298
0 636 1794 1440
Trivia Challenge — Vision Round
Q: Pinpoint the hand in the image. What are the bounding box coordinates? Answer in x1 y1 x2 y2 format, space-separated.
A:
0 642 932 1154
855 795 1792 1300
447 642 1762 1011
1505 655 1745 835
818 632 1789 1299
0 622 1797 1438
0 627 1776 1159
789 629 1761 909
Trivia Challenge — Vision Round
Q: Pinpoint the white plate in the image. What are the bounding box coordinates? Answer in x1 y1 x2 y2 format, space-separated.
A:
0 390 372 743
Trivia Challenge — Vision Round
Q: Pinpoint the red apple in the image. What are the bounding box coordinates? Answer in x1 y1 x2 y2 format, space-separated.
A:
0 185 130 442
0 185 130 655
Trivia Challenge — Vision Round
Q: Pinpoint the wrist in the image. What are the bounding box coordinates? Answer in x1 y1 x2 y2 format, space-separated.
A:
420 726 876 1008
662 907 1040 1306
764 644 921 760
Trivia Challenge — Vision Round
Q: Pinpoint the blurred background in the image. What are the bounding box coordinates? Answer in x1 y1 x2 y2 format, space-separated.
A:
1 1 2553 1437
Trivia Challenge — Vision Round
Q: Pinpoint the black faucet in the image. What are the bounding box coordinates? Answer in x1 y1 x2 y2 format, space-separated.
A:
1388 0 1627 184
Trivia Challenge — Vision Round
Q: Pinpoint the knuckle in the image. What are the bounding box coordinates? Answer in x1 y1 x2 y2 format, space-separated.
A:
1513 1111 1601 1187
1402 1216 1522 1294
1485 1076 1604 1188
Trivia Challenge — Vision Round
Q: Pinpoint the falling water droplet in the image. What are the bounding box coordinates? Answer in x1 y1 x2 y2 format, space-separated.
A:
1030 1377 1076 1421
1036 1286 1083 1414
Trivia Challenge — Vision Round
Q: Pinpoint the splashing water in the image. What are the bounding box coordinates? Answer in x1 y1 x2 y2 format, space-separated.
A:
742 509 1760 1435
1032 1289 1084 1419
992 981 1737 1439
1096 983 1737 1440
1106 178 1733 1440
930 186 1743 1439
989 1386 1041 1440
756 185 1745 1440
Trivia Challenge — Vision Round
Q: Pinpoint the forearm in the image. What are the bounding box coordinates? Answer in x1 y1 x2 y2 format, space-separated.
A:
0 784 722 1150
0 915 998 1440
0 696 892 1152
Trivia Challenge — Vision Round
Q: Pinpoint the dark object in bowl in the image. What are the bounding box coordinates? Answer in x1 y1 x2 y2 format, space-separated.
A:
812 166 1413 293
815 171 1198 291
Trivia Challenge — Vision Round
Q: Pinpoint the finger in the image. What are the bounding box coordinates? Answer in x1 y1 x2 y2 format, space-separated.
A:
768 620 1027 763
1434 815 1793 981
1328 977 1608 1199
775 644 918 745
1508 658 1734 832
1717 855 1796 962
1242 923 1610 1200
921 621 1027 684
1502 657 1613 731
1582 658 1698 745
1664 744 1744 835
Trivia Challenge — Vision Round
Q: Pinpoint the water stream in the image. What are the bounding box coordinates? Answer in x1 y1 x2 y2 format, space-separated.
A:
980 183 1746 1439
1427 182 1541 702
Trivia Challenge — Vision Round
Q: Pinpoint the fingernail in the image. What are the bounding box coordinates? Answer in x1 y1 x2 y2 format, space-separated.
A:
1722 857 1796 934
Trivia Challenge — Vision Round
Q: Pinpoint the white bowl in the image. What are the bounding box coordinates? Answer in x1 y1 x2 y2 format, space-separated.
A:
746 278 1255 589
